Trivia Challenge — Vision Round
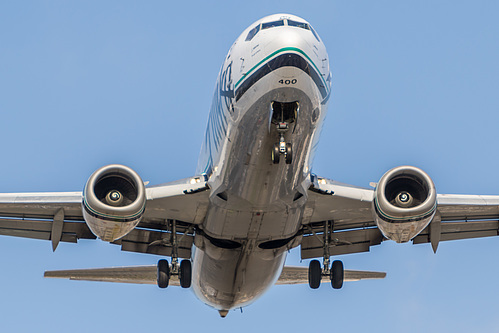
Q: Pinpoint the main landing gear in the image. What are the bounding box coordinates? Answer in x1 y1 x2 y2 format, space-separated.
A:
307 220 345 289
308 259 344 289
157 258 192 289
156 220 192 289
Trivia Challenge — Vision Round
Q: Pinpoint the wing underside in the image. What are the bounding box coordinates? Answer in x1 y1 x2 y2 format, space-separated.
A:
302 178 499 259
0 175 499 262
0 177 209 258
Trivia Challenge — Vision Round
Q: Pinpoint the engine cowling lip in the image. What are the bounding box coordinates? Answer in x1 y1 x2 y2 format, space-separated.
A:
373 197 436 223
83 164 146 219
374 166 436 221
82 200 145 222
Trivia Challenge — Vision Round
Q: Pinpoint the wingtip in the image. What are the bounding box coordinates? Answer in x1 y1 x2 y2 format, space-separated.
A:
44 271 58 278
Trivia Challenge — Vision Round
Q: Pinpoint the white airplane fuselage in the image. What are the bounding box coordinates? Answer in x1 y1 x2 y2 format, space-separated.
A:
191 14 331 311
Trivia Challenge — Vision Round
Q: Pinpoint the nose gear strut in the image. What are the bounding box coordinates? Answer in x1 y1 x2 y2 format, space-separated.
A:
271 122 293 165
270 101 297 165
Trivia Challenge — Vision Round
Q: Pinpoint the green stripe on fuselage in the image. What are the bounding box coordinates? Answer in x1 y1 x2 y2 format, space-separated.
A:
234 47 328 92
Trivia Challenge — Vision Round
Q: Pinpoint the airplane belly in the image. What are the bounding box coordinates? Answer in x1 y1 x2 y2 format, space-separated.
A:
191 239 287 311
204 84 321 240
191 36 331 311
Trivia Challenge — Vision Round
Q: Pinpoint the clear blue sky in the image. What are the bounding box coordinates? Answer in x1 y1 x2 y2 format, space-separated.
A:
1 1 499 331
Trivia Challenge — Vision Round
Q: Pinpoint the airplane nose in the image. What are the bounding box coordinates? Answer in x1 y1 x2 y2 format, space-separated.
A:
265 29 311 79
266 28 310 52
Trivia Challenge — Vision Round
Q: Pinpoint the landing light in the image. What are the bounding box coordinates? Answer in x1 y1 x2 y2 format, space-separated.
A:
190 177 201 184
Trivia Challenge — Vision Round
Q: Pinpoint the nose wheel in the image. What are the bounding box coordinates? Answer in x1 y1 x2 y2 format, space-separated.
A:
271 123 293 164
272 144 280 164
285 143 292 164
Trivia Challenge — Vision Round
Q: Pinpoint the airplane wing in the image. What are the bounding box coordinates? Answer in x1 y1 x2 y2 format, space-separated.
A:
0 176 210 258
44 265 386 286
3 168 499 265
303 175 499 259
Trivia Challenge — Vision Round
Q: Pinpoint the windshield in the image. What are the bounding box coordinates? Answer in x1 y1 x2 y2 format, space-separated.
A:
245 18 319 42
261 20 285 30
245 25 260 41
287 19 310 30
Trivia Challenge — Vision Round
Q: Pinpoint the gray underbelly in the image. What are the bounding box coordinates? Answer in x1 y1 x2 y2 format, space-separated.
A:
191 237 287 310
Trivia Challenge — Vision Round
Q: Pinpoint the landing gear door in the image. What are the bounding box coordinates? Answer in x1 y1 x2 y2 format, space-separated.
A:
269 101 299 133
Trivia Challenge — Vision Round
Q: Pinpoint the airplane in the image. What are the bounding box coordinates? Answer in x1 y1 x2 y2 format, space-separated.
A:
1 13 498 318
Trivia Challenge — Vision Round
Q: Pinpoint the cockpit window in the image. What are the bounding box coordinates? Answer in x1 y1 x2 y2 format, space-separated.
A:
261 20 285 30
245 24 261 41
287 19 320 42
310 26 321 42
287 19 310 30
245 19 320 43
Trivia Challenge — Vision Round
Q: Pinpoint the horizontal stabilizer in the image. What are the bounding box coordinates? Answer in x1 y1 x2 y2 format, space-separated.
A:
276 266 386 285
45 265 385 286
45 265 179 286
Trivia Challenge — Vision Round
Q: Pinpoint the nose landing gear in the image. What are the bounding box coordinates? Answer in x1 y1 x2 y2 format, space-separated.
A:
272 124 293 165
270 101 297 165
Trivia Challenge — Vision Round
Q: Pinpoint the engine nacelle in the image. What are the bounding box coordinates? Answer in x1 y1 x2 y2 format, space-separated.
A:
82 164 146 242
373 166 437 243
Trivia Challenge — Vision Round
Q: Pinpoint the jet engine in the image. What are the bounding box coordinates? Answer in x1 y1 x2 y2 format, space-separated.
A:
82 164 146 242
372 166 437 243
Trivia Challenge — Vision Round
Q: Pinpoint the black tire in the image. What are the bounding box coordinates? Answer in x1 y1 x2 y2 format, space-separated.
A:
285 143 292 164
330 260 344 289
308 260 322 289
157 259 170 289
179 260 192 288
272 143 280 164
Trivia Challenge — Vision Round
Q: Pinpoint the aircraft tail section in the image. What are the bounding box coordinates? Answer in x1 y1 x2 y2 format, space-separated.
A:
45 264 385 286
